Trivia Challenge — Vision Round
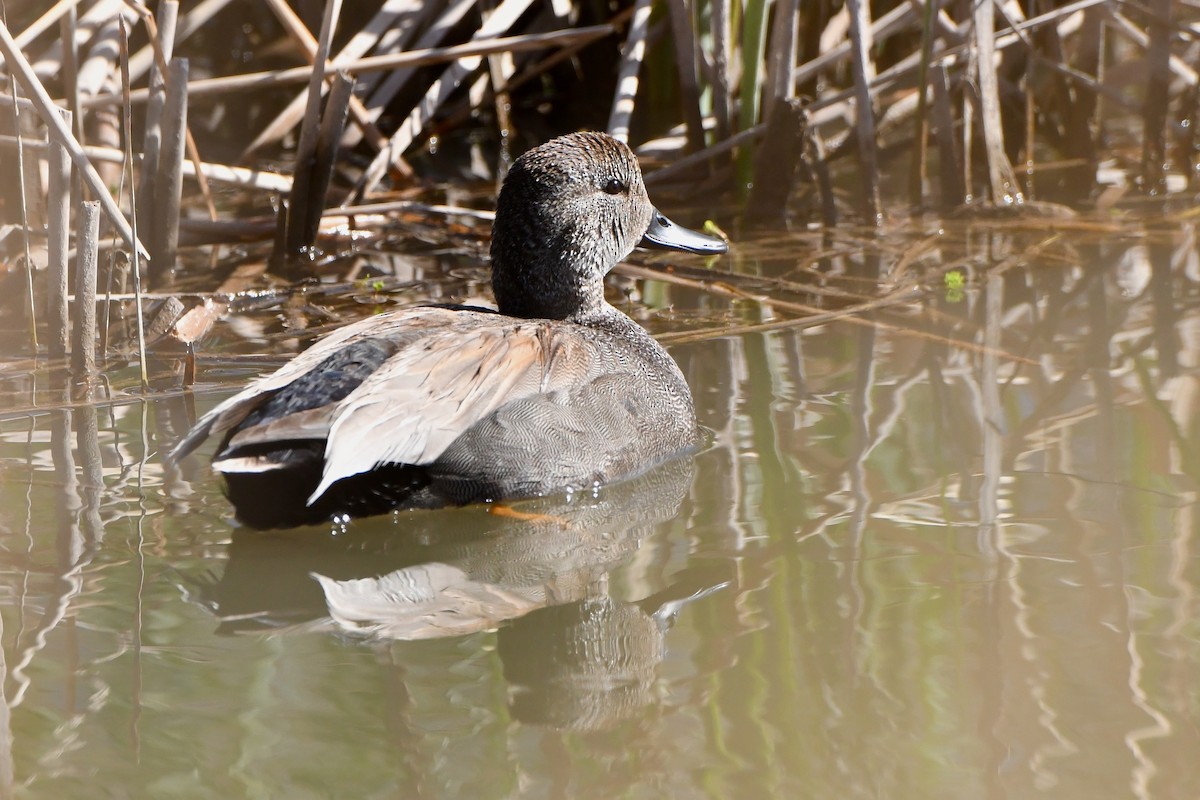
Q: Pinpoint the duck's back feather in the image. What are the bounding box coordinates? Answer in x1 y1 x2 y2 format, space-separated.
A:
173 305 697 515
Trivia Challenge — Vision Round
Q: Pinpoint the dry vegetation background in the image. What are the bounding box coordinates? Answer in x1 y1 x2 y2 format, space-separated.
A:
0 0 1196 381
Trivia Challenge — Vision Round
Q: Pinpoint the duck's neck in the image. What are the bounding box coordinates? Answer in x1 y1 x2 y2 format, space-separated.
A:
490 235 616 323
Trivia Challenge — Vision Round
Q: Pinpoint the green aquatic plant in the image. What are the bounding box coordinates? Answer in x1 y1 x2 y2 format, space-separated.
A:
943 269 964 303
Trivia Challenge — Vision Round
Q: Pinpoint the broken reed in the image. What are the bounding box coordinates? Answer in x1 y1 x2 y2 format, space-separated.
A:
71 201 100 380
0 0 1195 388
46 109 70 359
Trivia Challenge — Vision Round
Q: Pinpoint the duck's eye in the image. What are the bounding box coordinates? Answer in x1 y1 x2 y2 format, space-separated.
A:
602 177 626 195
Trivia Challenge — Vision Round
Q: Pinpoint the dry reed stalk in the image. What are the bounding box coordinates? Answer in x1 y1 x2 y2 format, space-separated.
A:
737 0 768 188
151 57 188 284
1023 49 1035 199
0 135 293 192
136 0 179 242
645 126 764 185
88 24 611 107
0 19 146 257
0 6 36 350
481 0 517 174
169 198 495 246
426 5 636 151
343 0 468 153
1063 6 1102 193
342 200 497 221
709 0 732 139
803 127 837 226
9 0 75 51
349 0 537 202
71 4 136 190
908 0 937 207
72 201 100 381
119 20 149 388
59 0 80 142
128 0 233 83
961 44 973 202
30 0 125 81
302 71 354 249
75 13 122 95
663 0 704 153
280 0 343 261
1104 9 1197 88
247 0 390 159
973 0 1020 204
89 79 121 189
1141 0 1172 193
765 0 799 108
271 196 291 259
609 0 657 143
47 110 71 360
123 1 218 222
747 99 805 224
0 92 33 111
801 0 1110 131
846 0 882 223
931 64 964 206
794 3 916 96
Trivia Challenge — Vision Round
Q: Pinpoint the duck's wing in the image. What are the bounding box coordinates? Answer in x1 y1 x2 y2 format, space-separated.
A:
309 318 600 502
169 306 475 463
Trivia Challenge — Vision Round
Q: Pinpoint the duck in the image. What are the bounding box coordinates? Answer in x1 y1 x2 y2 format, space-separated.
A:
171 131 728 528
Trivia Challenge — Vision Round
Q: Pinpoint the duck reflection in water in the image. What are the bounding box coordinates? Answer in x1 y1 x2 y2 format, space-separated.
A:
194 457 731 730
172 132 727 528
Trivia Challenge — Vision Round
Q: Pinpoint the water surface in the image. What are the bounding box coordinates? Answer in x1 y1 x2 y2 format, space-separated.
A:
1 215 1198 798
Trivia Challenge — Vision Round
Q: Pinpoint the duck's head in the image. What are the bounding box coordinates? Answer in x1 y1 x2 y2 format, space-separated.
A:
490 131 727 322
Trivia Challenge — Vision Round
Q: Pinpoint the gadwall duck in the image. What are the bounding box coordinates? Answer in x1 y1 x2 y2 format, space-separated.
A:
172 131 727 528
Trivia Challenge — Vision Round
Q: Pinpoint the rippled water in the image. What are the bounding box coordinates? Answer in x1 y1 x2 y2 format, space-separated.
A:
1 216 1199 798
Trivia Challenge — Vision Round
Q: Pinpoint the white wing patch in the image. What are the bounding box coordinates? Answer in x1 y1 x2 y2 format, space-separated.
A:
174 309 440 460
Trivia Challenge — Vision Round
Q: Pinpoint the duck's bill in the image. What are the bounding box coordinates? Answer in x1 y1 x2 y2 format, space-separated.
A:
640 209 728 255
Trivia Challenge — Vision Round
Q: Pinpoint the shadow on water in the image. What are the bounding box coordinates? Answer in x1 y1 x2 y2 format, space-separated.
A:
1 215 1200 796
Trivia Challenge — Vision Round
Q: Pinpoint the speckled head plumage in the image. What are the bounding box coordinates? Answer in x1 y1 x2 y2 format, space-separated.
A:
490 132 654 322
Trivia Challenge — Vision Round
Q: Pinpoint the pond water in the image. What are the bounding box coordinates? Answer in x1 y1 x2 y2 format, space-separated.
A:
1 212 1199 798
